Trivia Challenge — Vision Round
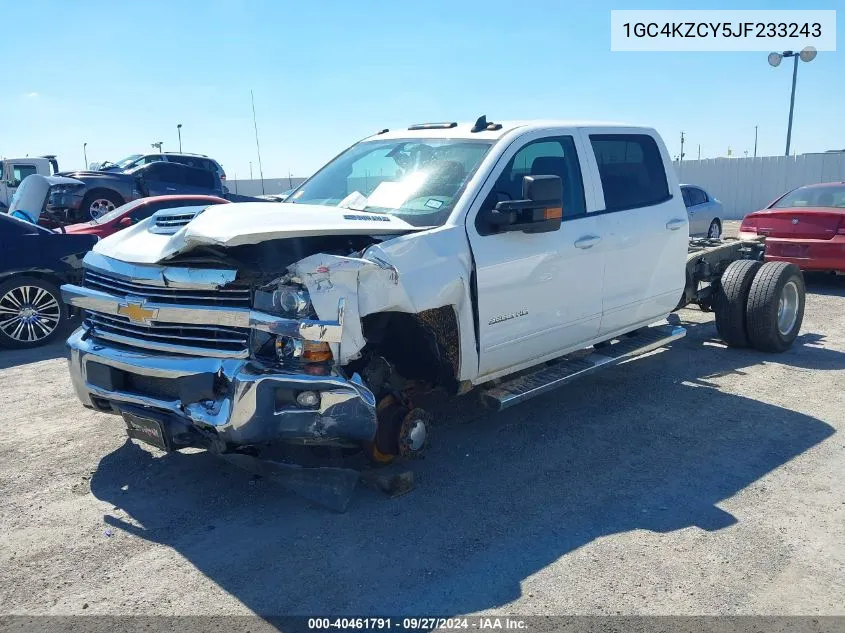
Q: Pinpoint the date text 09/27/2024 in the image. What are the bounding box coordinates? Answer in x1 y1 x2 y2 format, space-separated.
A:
307 617 528 630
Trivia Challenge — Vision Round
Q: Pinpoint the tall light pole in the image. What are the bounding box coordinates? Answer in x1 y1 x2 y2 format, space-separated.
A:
83 142 88 169
151 141 163 153
753 125 758 158
768 46 817 157
177 124 183 152
250 90 265 194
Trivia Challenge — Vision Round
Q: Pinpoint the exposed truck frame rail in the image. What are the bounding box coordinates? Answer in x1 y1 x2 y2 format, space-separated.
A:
678 236 766 311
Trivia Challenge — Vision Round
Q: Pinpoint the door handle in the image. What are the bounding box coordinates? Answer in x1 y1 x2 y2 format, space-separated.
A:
574 235 602 249
166 187 177 191
665 218 686 230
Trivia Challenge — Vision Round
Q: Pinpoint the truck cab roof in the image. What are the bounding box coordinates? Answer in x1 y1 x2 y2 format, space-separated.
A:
365 119 644 142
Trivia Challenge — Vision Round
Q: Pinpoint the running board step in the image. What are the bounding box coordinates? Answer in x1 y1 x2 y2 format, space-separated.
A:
480 324 686 411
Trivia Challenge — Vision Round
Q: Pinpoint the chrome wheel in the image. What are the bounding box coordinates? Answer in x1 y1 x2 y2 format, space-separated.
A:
708 220 721 239
89 198 116 220
0 284 61 343
777 280 800 336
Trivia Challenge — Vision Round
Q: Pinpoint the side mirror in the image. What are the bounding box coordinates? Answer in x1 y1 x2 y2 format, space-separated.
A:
482 175 563 234
118 216 133 227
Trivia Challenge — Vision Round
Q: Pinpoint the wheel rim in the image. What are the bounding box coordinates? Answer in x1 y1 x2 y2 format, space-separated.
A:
777 280 800 336
89 199 116 220
708 221 721 238
0 285 61 343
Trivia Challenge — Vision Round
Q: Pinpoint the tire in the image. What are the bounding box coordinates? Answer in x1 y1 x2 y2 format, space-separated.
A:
713 259 762 348
746 262 805 353
707 219 722 239
81 189 123 221
0 276 66 349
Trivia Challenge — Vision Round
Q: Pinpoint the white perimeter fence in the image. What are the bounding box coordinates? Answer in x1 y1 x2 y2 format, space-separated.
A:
673 154 845 219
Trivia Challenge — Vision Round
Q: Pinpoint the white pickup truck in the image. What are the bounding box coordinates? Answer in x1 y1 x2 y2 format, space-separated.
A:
0 156 59 209
61 118 806 508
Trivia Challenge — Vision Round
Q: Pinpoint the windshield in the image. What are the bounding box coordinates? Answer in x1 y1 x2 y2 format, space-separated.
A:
772 184 845 209
288 138 493 227
100 154 143 171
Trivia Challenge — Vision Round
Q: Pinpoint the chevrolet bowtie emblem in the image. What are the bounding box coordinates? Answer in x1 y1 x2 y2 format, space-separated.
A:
117 300 159 325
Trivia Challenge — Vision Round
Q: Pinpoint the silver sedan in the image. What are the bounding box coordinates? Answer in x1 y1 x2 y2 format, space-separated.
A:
681 184 723 238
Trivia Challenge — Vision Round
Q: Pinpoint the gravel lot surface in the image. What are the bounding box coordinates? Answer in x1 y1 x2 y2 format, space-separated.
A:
1 225 843 617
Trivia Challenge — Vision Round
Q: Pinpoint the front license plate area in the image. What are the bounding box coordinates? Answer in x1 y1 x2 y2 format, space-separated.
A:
122 410 171 451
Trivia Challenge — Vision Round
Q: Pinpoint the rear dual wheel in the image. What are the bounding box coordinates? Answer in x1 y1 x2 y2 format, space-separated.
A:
746 262 805 352
713 261 804 352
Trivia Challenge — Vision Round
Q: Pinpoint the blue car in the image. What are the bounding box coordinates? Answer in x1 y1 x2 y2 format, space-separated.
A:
0 212 97 348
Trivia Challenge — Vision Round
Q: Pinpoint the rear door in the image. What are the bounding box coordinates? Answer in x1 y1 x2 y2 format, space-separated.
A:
180 165 219 194
140 163 183 196
467 130 605 378
584 130 688 336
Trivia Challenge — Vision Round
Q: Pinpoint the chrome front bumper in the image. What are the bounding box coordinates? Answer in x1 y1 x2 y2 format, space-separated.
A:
66 327 378 448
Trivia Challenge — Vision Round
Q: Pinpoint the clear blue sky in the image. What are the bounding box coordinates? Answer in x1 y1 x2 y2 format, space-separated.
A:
3 0 842 177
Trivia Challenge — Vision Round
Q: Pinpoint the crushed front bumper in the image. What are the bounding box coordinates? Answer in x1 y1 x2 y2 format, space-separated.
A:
66 327 378 449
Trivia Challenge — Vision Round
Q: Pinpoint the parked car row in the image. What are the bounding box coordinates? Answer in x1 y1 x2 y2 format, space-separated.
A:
95 152 227 190
0 194 232 348
680 179 845 274
50 161 224 223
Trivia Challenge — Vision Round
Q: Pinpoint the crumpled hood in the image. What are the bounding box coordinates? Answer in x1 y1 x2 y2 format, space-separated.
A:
92 201 424 264
58 170 132 182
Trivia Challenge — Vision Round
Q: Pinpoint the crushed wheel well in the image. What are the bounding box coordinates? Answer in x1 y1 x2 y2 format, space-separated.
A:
356 306 460 394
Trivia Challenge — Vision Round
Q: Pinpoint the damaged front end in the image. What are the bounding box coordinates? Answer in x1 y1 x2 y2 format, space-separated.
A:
62 246 425 510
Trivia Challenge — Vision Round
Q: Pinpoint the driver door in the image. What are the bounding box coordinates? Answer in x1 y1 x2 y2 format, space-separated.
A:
467 131 604 379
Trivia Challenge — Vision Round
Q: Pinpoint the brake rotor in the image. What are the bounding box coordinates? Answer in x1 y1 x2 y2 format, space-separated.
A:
398 408 431 458
364 396 431 462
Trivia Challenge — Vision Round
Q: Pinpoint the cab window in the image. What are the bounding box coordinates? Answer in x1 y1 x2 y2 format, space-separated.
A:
590 134 669 212
11 164 38 187
483 136 586 218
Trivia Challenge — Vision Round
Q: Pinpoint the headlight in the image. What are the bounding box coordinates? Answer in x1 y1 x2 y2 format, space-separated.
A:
275 337 333 363
253 282 313 318
51 184 83 195
276 286 311 317
254 280 332 366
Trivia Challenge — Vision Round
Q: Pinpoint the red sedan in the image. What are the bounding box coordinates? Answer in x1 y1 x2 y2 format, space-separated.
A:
740 182 845 273
63 195 229 238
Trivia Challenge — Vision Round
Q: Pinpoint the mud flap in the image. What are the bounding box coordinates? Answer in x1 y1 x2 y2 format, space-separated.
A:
217 453 360 513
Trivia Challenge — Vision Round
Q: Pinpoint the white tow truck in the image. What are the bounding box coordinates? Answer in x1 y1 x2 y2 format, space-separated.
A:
60 118 806 509
0 155 59 209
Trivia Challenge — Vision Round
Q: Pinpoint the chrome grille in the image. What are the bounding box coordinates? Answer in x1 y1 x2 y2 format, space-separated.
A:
82 269 251 358
83 270 250 307
149 208 206 234
154 213 197 229
84 311 250 357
